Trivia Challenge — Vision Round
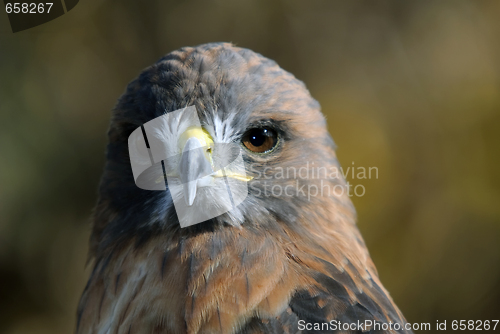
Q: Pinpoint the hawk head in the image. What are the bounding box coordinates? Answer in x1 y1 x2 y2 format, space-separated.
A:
92 42 348 249
78 43 411 334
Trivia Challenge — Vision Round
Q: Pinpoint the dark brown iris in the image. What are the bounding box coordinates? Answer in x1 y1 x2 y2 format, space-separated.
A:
242 128 278 153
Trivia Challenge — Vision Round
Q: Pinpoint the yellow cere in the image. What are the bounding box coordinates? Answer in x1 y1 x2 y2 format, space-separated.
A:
178 126 214 153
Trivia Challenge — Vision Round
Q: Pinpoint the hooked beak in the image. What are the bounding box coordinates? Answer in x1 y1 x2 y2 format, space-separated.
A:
177 127 252 206
179 134 213 206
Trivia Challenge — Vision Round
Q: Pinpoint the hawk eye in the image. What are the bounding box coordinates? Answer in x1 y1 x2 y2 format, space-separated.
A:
242 127 278 153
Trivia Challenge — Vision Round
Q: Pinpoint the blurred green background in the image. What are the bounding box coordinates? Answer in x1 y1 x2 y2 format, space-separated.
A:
1 0 499 333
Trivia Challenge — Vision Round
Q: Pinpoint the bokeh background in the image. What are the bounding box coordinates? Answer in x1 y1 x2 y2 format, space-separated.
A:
1 0 500 333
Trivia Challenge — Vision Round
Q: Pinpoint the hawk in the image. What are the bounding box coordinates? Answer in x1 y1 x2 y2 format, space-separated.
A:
76 43 412 334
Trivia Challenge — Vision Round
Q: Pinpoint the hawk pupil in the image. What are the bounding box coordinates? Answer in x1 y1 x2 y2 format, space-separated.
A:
250 129 267 147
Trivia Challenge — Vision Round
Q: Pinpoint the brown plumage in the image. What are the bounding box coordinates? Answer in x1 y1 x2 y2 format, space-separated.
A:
76 43 412 334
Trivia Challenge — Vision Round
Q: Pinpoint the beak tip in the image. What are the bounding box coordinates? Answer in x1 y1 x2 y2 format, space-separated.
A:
183 181 198 206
